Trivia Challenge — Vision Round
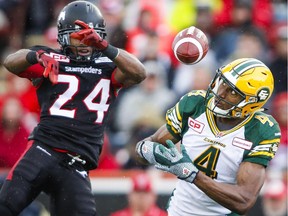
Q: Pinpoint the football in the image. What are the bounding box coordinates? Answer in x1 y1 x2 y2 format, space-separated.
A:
172 26 209 65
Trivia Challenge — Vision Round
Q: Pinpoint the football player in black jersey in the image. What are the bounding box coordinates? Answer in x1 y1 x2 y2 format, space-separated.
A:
0 1 146 216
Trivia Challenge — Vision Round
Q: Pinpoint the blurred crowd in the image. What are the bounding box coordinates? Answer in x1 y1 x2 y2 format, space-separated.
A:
0 0 287 215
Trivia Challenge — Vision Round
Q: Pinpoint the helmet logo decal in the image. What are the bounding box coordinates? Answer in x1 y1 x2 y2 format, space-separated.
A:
258 89 270 101
58 11 66 21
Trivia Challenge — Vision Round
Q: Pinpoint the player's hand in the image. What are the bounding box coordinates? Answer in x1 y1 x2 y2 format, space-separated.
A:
37 50 59 85
154 140 199 183
136 140 171 165
71 20 108 50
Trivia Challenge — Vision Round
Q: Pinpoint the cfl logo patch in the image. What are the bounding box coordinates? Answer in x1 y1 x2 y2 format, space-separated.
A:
143 144 148 153
183 167 191 176
48 53 70 62
258 89 269 101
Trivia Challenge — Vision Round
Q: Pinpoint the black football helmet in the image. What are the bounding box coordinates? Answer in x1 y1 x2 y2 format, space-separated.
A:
57 0 107 62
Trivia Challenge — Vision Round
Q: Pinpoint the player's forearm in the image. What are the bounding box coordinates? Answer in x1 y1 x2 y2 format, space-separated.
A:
3 49 32 75
150 124 179 145
194 172 257 215
113 49 146 87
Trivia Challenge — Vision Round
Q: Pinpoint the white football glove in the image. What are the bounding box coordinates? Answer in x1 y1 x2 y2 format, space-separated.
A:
136 140 169 164
136 140 199 183
155 140 199 183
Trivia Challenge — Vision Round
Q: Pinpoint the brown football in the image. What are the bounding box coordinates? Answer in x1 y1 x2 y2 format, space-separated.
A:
172 26 209 65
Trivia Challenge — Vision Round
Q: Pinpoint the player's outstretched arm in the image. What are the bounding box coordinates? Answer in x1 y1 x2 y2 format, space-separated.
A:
73 20 146 88
112 49 146 88
4 49 33 75
4 49 59 84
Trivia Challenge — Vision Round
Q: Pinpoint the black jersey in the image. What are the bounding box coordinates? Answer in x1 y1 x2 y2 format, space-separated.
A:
26 45 119 169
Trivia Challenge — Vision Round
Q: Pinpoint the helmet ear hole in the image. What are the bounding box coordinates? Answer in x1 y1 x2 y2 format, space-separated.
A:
250 106 259 112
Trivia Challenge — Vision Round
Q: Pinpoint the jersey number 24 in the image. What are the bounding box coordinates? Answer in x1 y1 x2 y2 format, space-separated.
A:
49 74 110 124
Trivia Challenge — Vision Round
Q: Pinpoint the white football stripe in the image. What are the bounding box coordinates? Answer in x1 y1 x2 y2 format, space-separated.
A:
173 37 204 64
187 26 196 35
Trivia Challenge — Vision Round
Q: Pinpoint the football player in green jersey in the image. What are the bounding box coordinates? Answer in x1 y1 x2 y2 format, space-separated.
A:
136 58 281 216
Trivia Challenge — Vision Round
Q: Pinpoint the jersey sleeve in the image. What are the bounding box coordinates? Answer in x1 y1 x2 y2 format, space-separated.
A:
19 64 44 80
166 90 206 140
243 113 281 167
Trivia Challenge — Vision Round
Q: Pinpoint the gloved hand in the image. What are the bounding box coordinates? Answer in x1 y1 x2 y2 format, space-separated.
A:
37 50 59 85
154 140 199 183
136 140 170 164
71 20 108 50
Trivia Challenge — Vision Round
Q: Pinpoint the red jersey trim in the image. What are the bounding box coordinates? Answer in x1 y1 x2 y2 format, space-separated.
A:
19 64 44 79
111 69 123 97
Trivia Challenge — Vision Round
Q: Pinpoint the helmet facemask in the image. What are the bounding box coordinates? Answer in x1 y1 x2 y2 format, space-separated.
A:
205 69 246 118
58 26 106 63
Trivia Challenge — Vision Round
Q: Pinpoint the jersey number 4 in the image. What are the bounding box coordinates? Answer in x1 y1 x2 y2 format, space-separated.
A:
49 74 110 124
194 146 220 179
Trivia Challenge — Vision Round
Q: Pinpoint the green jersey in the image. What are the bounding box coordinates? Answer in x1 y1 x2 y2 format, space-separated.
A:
165 90 281 216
